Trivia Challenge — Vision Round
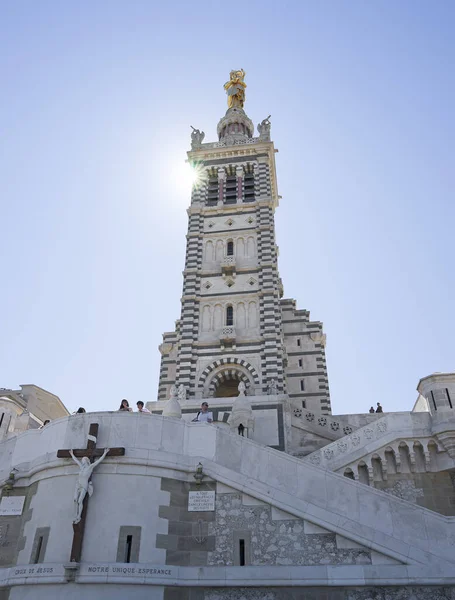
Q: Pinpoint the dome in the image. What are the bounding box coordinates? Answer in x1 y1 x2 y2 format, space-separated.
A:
217 107 254 144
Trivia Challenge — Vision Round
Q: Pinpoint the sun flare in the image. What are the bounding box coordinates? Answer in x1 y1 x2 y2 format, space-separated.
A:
185 162 204 189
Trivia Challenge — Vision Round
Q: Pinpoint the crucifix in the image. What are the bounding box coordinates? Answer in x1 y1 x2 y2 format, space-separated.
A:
57 423 125 562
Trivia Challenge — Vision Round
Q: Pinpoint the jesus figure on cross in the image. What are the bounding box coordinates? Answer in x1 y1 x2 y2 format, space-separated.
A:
69 448 109 524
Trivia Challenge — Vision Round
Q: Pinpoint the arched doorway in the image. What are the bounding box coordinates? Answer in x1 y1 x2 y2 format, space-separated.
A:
207 366 252 398
198 357 260 398
215 378 239 398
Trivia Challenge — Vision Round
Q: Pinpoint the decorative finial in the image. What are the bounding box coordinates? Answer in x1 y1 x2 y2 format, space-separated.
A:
258 115 272 141
162 385 182 419
190 126 205 150
224 69 246 109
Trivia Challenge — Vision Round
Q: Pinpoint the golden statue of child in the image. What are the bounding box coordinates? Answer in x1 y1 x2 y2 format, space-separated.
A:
224 69 246 109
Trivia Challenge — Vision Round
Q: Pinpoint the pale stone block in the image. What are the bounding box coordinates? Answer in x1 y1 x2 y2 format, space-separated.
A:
289 565 328 583
270 486 307 516
115 463 147 475
266 451 297 496
327 564 366 585
186 422 217 460
216 481 237 494
335 515 375 545
303 503 340 530
239 440 269 482
7 563 65 586
160 417 185 453
296 464 327 507
407 544 449 567
240 477 275 504
9 584 166 599
370 550 402 565
372 529 411 563
118 447 147 461
17 475 75 565
406 561 455 580
423 511 451 555
107 413 138 449
389 501 429 548
214 430 242 471
241 492 267 506
357 488 394 537
82 475 167 564
136 416 163 450
271 506 299 520
188 565 227 582
303 520 332 534
79 563 110 583
326 475 360 521
335 534 366 549
64 414 96 449
12 430 41 466
363 564 409 582
224 565 292 581
250 408 279 447
37 420 67 454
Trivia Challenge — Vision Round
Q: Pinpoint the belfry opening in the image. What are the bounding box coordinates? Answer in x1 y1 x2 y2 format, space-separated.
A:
214 375 243 398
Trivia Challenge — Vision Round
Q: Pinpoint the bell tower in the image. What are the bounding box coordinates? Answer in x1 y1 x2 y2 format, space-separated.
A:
157 71 331 415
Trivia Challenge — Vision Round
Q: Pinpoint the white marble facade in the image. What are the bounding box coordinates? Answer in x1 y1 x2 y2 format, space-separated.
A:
1 407 455 598
2 81 455 599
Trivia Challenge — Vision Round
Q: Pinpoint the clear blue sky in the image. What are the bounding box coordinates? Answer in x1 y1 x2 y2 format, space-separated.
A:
1 1 453 415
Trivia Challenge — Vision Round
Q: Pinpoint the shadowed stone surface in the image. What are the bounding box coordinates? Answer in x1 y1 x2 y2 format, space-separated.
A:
158 478 216 566
208 493 371 566
162 588 455 600
0 483 38 568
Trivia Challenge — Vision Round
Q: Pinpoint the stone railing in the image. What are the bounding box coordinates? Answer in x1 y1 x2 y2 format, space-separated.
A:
220 326 236 341
198 137 260 150
221 256 236 273
3 412 455 568
303 412 433 471
292 405 355 438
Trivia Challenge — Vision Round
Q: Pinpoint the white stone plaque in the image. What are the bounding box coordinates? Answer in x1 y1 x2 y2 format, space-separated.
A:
188 490 215 512
79 563 176 580
0 496 25 516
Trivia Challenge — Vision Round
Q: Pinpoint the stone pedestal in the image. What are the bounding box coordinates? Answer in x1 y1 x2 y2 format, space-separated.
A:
162 397 182 419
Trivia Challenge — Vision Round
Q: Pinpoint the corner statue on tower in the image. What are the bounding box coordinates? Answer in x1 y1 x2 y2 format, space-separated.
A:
224 69 246 109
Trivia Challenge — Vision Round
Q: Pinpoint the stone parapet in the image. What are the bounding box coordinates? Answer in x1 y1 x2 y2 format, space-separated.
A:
303 411 447 472
2 412 455 570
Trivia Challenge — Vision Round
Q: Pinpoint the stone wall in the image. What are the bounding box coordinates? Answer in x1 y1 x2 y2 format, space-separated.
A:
281 299 331 415
162 587 455 600
374 471 455 516
0 484 37 568
157 486 375 570
157 479 217 566
208 493 371 567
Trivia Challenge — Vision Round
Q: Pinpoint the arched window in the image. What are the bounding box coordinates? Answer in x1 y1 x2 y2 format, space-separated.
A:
225 175 237 204
243 173 255 202
226 305 234 326
207 177 219 206
344 468 355 480
227 240 234 256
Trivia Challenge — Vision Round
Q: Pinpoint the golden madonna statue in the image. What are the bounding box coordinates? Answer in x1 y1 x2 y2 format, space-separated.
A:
224 69 246 109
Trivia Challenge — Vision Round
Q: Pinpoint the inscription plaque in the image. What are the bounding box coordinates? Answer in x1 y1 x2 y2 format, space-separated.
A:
188 490 215 512
0 497 25 517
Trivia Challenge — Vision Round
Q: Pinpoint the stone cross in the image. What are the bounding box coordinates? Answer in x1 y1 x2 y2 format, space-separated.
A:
57 423 125 562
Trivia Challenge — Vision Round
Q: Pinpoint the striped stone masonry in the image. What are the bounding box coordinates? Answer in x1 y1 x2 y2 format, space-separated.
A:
158 328 180 401
157 126 328 405
281 298 332 415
